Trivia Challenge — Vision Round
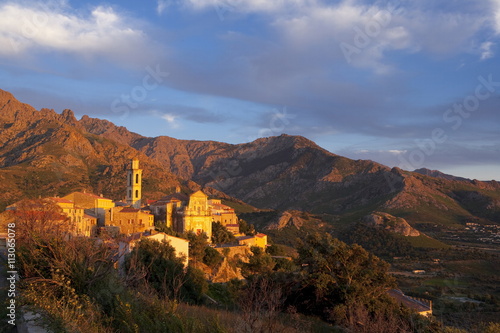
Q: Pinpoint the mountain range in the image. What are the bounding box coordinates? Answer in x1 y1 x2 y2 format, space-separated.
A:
1 88 499 230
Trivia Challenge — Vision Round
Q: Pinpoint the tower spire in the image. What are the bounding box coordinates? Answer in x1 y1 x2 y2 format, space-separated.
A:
126 158 142 208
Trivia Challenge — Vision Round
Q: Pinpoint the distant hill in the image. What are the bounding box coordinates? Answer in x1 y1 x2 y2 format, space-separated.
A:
413 168 469 182
1 88 499 229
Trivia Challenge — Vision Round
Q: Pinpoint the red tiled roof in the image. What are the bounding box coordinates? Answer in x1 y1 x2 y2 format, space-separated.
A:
211 203 234 210
256 233 266 238
120 207 141 213
49 198 74 204
150 193 189 206
74 192 112 200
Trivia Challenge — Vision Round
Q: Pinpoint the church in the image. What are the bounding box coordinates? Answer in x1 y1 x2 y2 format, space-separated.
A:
150 189 213 239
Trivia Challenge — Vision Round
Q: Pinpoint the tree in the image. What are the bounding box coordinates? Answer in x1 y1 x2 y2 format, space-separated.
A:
7 199 74 246
125 238 206 303
237 276 284 333
211 221 235 244
240 246 276 277
203 246 224 268
8 199 118 331
186 231 209 265
239 219 256 236
294 233 396 323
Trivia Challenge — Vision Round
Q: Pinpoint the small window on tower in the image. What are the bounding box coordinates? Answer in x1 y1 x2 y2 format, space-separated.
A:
135 190 139 198
136 174 139 184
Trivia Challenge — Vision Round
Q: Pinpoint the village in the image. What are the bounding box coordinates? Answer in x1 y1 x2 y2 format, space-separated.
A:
0 158 268 273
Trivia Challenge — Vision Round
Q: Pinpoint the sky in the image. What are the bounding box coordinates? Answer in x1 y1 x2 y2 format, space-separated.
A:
0 0 499 181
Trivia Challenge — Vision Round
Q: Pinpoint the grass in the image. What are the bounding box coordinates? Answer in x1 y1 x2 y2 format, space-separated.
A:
176 303 340 333
423 278 468 288
405 235 450 249
444 260 500 276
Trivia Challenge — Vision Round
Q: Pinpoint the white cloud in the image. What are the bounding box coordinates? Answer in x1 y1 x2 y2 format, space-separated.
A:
491 0 500 34
357 149 407 155
157 0 172 15
0 3 158 66
237 1 495 73
185 0 310 13
387 149 407 155
480 41 495 60
161 113 180 128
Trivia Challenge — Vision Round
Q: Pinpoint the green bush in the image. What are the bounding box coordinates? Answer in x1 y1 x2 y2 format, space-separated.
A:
204 246 224 268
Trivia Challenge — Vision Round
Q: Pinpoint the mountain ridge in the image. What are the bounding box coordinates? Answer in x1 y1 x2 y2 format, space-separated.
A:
1 88 499 229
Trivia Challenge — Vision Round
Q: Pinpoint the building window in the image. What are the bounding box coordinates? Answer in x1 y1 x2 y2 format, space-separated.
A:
135 190 139 198
136 173 139 184
128 190 132 198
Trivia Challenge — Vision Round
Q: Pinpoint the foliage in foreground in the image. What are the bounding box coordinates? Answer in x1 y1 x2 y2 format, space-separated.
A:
8 199 498 332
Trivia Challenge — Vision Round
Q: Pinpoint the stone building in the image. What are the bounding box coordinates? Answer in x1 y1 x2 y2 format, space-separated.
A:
236 233 267 249
105 206 154 235
118 231 190 268
208 199 238 227
3 197 97 237
126 157 142 209
63 191 114 226
49 197 97 237
150 189 213 239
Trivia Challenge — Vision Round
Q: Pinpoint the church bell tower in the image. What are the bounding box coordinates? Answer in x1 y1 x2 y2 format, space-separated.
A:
126 158 142 208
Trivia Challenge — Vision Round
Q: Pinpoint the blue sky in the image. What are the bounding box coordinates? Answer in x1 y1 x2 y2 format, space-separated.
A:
0 0 499 180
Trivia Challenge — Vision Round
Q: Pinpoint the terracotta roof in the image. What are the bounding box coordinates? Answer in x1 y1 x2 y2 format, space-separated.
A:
74 192 112 200
151 193 189 205
120 207 141 213
49 198 74 204
256 233 266 238
84 214 97 219
211 203 234 210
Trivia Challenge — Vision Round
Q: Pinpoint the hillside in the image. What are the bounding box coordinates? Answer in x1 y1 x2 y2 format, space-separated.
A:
1 89 499 230
0 90 183 207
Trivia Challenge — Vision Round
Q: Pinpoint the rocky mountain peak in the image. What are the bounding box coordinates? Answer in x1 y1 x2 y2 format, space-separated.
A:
80 115 143 145
253 134 331 154
0 89 38 123
0 89 15 103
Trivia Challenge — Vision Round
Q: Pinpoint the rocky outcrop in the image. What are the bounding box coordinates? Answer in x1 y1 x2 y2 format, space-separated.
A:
266 210 305 230
208 246 250 283
362 212 420 236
